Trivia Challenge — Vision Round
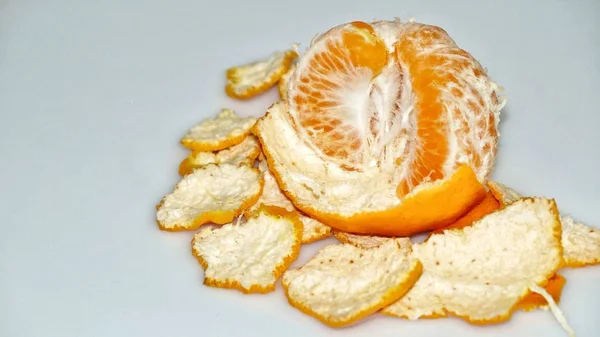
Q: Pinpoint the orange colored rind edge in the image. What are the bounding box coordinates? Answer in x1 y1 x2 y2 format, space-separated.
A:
283 246 423 327
225 50 298 100
332 231 391 248
178 142 261 176
487 180 600 268
427 190 500 237
180 128 253 152
301 227 333 244
192 204 303 294
244 203 332 245
253 113 486 236
156 166 265 232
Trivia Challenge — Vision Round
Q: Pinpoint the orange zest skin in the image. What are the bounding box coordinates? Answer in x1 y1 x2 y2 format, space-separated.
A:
192 205 303 294
429 190 501 236
156 172 265 232
225 50 298 100
180 131 251 152
282 260 423 327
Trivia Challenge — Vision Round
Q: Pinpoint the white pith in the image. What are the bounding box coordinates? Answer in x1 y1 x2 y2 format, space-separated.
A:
193 211 299 290
229 51 292 95
382 198 563 321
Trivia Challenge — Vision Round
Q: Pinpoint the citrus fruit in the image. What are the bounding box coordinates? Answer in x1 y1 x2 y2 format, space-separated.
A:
253 19 504 236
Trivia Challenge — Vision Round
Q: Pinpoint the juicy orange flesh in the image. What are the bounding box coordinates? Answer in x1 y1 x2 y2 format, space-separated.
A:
292 21 387 162
290 21 497 198
393 26 493 195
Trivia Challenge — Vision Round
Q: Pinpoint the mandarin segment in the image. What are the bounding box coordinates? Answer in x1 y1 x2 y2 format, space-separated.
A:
192 206 303 293
394 22 502 192
289 21 389 167
282 238 422 327
156 164 263 231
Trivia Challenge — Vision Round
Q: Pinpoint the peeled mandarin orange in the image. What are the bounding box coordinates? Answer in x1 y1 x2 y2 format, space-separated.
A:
254 19 504 237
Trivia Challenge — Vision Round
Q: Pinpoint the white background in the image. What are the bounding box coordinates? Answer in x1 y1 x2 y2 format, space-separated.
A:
1 0 599 336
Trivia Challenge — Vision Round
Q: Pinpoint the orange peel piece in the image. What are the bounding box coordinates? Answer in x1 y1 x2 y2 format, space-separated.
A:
488 181 600 268
156 163 263 231
298 214 332 244
282 238 422 327
333 232 393 249
382 198 566 326
246 159 332 244
225 49 298 99
278 63 295 101
517 274 566 312
180 109 257 151
192 205 302 293
429 190 501 236
253 102 486 237
178 135 261 176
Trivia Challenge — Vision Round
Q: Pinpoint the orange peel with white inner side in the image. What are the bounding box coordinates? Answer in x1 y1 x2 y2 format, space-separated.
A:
245 159 332 244
226 48 298 99
180 109 257 151
382 198 574 335
254 102 486 236
178 135 261 176
192 205 303 293
252 18 504 237
488 181 600 268
156 163 264 231
282 238 422 327
278 63 296 101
